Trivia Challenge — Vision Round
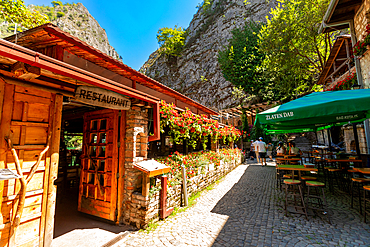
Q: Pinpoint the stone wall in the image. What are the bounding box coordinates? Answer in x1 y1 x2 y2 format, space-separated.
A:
145 153 242 227
121 105 150 228
355 0 370 88
343 124 368 154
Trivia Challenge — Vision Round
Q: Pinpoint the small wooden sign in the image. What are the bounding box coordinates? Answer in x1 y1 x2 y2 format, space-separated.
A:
74 86 131 110
134 159 170 177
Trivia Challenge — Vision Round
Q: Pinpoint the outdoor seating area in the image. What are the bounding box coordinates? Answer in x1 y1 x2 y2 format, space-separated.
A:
253 89 370 224
275 148 370 223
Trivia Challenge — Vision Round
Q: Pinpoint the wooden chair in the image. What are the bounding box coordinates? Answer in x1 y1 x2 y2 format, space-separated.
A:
305 181 331 224
351 178 370 214
363 185 370 223
283 179 308 220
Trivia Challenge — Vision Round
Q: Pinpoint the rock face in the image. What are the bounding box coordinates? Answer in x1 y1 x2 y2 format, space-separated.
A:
0 3 120 60
141 0 276 111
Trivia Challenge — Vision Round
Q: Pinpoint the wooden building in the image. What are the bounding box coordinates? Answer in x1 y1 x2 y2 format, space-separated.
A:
0 23 217 246
320 0 370 154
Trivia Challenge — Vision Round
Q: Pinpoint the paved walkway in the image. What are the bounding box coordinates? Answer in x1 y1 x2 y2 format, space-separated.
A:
114 161 370 247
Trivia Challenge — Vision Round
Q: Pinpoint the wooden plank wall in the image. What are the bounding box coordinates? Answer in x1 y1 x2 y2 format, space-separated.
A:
0 79 62 247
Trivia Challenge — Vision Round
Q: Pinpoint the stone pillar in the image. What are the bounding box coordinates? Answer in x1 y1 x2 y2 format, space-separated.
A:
122 105 150 228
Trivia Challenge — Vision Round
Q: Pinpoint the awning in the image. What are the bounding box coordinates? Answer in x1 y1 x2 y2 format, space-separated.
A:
255 89 370 134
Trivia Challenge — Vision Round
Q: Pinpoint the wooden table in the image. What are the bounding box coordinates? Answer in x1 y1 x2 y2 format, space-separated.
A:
326 159 363 169
353 168 370 174
277 165 318 180
276 158 301 164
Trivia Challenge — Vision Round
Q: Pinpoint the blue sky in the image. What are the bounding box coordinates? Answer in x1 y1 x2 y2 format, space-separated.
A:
24 0 201 70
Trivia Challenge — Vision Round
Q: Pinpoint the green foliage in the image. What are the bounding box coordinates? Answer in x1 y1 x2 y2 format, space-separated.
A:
218 21 278 102
258 0 335 101
64 135 82 149
0 0 48 29
57 11 65 18
157 26 187 57
51 1 62 7
197 0 214 15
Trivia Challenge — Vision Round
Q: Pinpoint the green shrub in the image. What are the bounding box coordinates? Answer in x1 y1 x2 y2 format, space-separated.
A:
57 12 64 18
157 26 188 57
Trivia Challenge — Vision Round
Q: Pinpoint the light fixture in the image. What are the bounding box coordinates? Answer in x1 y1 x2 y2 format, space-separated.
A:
143 102 152 109
132 99 145 107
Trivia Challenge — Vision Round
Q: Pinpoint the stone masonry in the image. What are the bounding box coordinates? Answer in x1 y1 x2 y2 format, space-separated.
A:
146 152 242 227
122 105 149 228
355 0 370 89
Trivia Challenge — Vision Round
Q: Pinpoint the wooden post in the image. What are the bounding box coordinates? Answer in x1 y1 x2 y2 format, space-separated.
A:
142 174 150 197
159 175 173 219
43 94 63 247
116 110 126 225
181 165 188 207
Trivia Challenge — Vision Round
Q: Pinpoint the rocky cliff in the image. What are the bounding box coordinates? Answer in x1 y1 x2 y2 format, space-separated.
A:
141 0 276 111
0 3 120 60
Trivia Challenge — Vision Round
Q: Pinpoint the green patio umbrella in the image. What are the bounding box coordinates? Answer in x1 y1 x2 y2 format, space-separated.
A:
255 89 370 134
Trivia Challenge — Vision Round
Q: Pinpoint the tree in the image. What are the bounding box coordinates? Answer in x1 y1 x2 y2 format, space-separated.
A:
157 26 187 57
218 21 279 102
0 0 48 29
51 1 63 7
258 0 336 100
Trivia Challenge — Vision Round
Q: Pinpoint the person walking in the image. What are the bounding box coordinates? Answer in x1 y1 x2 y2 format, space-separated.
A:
267 142 274 161
256 137 267 166
249 140 255 160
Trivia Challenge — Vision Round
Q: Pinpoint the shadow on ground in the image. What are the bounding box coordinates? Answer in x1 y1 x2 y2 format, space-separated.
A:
210 164 370 247
54 187 134 238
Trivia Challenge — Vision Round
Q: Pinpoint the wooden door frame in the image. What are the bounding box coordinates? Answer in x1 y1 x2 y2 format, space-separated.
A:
116 110 126 225
43 94 63 247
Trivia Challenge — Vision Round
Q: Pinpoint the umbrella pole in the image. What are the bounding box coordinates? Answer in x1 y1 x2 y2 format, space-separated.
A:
315 131 318 145
352 123 361 157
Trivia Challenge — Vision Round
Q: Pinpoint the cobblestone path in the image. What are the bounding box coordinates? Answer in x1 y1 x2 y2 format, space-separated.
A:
115 163 370 247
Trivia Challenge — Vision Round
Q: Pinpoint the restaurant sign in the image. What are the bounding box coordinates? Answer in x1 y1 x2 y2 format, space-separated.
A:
265 111 294 121
74 86 131 110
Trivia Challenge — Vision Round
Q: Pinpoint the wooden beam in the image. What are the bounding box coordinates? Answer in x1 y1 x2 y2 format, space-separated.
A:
43 94 63 247
324 58 350 82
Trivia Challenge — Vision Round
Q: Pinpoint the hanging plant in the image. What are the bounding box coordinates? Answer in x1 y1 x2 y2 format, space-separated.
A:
353 24 370 57
159 100 241 149
324 73 357 91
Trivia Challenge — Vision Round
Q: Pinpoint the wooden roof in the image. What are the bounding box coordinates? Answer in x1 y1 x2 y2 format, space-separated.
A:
4 23 217 115
321 0 363 33
242 101 280 116
212 101 279 120
317 35 353 85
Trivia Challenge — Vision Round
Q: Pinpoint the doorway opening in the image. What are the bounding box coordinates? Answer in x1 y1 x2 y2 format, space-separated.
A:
52 98 133 245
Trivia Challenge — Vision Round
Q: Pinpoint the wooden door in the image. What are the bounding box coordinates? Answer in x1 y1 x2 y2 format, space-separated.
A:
0 82 62 247
78 109 119 221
